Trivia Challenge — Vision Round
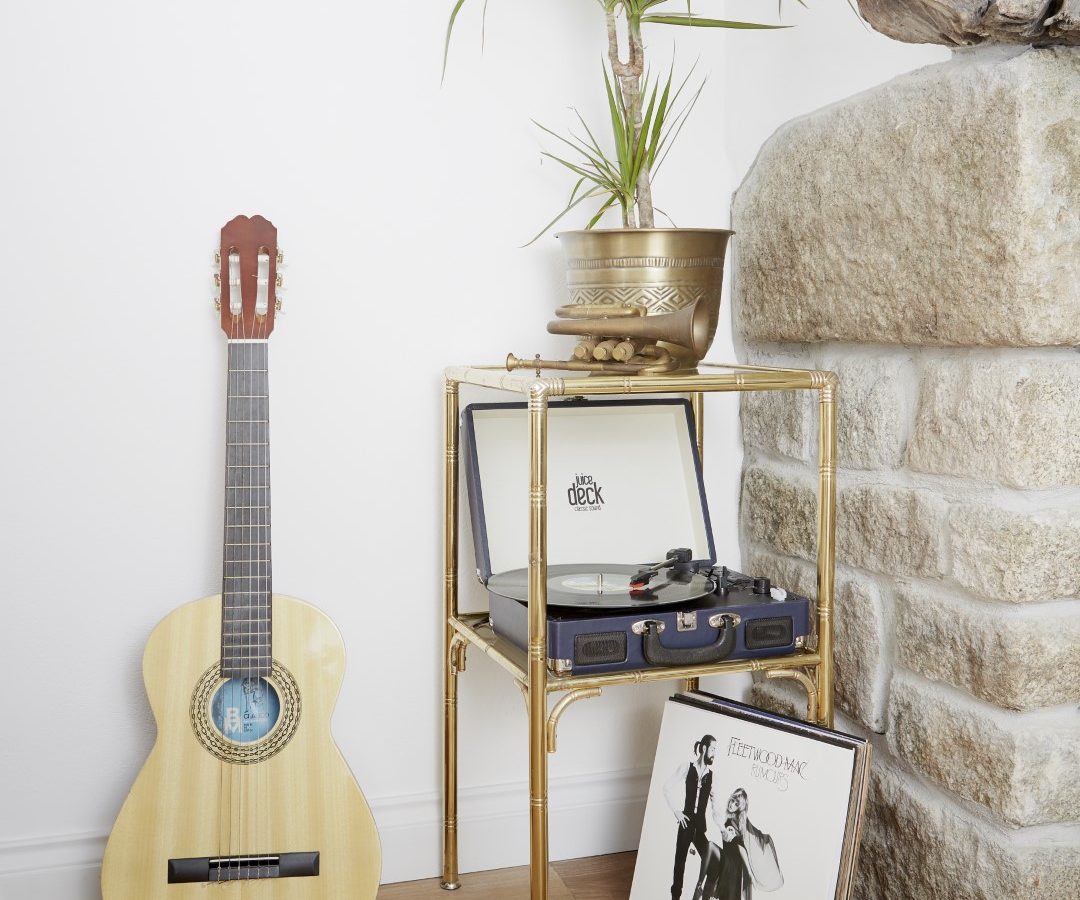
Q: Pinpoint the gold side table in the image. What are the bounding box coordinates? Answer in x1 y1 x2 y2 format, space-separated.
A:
441 362 838 899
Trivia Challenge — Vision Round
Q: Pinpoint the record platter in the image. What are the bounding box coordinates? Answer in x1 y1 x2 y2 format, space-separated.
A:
486 561 715 610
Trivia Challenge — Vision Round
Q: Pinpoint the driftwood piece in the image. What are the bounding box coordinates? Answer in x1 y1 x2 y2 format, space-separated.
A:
857 0 1080 46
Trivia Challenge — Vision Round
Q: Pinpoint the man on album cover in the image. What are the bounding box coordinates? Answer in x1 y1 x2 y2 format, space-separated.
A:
663 734 728 899
698 788 783 900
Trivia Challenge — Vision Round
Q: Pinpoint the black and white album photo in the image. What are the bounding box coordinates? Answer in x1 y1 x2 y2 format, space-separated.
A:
631 694 870 900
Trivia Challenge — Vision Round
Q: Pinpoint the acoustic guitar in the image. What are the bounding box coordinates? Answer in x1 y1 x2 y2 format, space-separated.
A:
102 215 381 898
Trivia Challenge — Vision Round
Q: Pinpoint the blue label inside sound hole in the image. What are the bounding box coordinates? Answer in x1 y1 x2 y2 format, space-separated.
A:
211 678 281 743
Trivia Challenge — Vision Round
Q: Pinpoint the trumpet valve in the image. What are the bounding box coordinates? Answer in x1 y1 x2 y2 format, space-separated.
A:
592 339 620 361
612 339 643 362
573 337 598 360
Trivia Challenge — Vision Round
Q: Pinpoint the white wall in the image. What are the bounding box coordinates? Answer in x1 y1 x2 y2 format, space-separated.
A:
0 2 945 896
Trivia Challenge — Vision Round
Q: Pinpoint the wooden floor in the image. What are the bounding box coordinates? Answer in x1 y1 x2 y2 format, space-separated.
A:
379 852 636 899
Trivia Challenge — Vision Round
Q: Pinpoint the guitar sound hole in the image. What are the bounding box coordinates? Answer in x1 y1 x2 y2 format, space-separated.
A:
210 678 281 744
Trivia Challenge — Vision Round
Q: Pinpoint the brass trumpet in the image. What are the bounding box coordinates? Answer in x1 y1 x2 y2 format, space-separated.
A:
504 297 719 374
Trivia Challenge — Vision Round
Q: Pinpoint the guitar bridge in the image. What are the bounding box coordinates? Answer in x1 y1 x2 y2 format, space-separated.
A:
167 851 319 883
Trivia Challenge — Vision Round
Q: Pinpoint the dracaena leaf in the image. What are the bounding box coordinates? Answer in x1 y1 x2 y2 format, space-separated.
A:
523 186 610 247
642 15 790 29
442 0 470 83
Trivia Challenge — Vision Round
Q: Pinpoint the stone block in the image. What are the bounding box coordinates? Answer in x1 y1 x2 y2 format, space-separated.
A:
741 389 813 462
888 673 1080 826
950 504 1080 602
896 584 1080 710
857 0 1080 46
825 354 913 470
745 550 890 732
833 576 890 732
747 677 807 722
908 357 1080 488
732 48 1080 347
741 466 818 561
855 762 1080 900
837 483 948 578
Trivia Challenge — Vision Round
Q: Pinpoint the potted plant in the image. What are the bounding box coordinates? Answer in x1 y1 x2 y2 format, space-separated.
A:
444 2 799 372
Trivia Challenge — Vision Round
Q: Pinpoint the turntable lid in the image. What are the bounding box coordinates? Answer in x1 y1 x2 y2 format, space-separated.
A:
463 399 715 580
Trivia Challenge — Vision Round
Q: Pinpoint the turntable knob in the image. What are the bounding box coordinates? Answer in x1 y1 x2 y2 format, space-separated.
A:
752 577 772 596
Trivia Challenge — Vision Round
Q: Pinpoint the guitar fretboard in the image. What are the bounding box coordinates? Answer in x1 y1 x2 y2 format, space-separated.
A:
221 340 272 678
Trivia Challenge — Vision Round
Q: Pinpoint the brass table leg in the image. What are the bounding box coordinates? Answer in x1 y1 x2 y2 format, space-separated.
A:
815 374 838 729
765 668 818 724
442 379 462 891
528 384 550 900
686 390 704 696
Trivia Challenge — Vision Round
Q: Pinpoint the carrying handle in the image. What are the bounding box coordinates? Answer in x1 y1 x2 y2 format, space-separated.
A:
640 615 737 667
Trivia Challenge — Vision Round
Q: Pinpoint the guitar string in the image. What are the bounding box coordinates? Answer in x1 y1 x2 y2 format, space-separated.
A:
262 302 272 882
254 287 270 884
242 307 254 886
236 302 248 885
222 295 234 884
261 306 271 881
221 297 234 885
236 314 245 885
257 289 271 883
242 328 251 886
256 308 266 882
246 324 253 885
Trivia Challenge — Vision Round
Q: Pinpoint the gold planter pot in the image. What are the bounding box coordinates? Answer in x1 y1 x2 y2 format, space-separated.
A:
556 228 733 368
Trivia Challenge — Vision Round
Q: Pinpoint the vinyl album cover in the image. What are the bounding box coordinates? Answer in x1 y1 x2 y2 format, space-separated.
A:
631 693 869 900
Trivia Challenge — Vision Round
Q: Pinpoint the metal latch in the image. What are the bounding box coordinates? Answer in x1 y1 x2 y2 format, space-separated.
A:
708 612 742 628
677 611 697 632
632 619 664 635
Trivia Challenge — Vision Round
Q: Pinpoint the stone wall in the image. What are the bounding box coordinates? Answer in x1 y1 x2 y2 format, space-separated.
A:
733 47 1080 899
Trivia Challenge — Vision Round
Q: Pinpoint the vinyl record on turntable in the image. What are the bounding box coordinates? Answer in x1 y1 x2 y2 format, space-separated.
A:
486 563 714 610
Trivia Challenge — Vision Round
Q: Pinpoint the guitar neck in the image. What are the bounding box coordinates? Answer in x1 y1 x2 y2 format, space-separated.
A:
221 339 273 678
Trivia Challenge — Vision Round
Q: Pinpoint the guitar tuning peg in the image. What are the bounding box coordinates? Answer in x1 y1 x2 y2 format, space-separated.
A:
214 250 221 266
276 250 284 265
214 297 222 311
275 299 283 312
275 273 283 288
214 273 221 287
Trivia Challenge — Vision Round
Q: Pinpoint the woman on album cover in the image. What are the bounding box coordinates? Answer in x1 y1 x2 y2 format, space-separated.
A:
698 788 783 900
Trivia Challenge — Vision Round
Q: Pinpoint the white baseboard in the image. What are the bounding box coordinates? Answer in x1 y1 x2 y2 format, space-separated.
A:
0 832 105 900
0 767 650 897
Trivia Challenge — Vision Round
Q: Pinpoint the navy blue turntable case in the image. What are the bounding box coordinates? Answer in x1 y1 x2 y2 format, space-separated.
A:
462 398 812 676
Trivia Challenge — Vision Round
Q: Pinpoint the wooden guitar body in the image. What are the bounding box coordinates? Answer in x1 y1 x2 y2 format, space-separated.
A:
101 595 380 899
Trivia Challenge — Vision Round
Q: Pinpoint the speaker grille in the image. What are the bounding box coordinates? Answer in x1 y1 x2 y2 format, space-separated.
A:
574 631 627 666
744 617 794 650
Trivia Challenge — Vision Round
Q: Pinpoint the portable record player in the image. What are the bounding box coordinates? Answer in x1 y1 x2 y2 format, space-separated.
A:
462 398 812 676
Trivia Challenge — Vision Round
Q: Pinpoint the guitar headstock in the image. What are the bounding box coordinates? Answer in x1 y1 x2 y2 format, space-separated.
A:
215 215 281 338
